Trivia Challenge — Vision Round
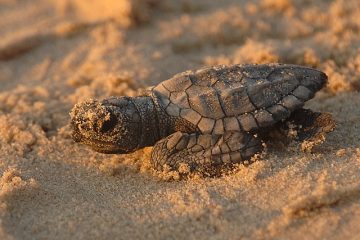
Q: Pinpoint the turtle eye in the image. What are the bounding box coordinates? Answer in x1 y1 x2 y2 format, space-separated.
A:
99 113 118 133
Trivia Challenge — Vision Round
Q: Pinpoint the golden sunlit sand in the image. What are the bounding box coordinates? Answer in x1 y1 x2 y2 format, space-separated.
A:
0 0 359 239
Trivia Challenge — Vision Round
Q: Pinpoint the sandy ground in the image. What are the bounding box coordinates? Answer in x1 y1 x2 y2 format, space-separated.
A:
0 0 360 239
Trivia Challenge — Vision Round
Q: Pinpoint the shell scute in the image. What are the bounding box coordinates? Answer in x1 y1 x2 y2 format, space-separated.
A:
162 74 192 92
186 85 225 119
152 63 327 132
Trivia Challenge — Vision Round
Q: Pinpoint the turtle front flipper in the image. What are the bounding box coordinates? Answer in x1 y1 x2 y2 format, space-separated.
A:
150 131 262 176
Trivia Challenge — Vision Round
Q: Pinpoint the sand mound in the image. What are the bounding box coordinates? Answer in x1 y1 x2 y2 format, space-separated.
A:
0 0 359 239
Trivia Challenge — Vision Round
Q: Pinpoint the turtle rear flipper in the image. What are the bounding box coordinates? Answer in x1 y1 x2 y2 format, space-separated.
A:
285 108 336 142
150 131 262 177
262 108 336 151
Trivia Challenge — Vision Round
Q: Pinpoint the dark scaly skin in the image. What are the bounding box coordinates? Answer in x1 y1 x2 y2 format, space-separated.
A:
71 96 197 153
151 131 263 176
70 63 332 176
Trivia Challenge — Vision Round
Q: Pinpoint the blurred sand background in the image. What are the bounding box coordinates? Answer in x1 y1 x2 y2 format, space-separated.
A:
0 0 360 239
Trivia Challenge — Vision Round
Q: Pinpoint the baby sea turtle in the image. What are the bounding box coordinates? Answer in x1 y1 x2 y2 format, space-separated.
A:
70 63 334 176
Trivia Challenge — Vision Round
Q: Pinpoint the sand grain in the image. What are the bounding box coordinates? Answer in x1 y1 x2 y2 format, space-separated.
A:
0 0 359 239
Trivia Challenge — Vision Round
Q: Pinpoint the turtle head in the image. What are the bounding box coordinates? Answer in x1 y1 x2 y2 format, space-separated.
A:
70 97 142 154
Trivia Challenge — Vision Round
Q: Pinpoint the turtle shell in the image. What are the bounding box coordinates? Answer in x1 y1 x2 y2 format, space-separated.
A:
152 63 327 134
